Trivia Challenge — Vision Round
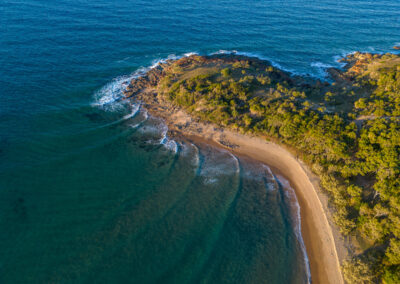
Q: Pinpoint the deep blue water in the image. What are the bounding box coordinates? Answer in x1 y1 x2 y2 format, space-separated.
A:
1 0 399 283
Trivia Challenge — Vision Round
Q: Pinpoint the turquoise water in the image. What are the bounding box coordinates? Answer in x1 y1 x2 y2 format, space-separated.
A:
1 1 399 283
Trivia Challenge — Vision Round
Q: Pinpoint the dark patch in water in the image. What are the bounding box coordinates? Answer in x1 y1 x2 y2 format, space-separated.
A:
130 136 164 153
13 197 28 222
157 159 169 167
137 143 158 152
84 112 108 123
0 138 9 156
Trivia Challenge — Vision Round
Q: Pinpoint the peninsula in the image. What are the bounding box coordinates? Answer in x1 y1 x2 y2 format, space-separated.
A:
124 52 400 284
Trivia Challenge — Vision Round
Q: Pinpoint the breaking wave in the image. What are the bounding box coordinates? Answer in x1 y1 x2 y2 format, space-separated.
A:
262 164 279 191
197 147 240 184
91 52 200 113
211 49 303 75
129 109 148 129
93 47 367 114
310 61 334 78
122 104 141 120
91 74 132 111
276 175 311 284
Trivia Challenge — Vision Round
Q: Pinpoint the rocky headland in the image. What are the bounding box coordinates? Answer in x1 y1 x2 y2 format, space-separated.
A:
123 52 400 283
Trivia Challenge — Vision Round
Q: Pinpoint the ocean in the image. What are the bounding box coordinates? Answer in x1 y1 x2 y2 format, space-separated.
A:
0 0 399 283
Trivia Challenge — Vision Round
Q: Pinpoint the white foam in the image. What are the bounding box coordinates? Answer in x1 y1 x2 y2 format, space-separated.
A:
261 164 278 191
93 48 327 112
333 47 398 70
228 152 240 174
148 52 199 71
154 121 171 146
162 139 179 153
198 147 240 185
236 51 285 70
92 52 198 112
136 114 178 153
190 143 200 170
276 175 311 284
91 63 156 112
130 123 141 129
204 177 218 185
239 161 276 189
311 61 333 69
332 55 347 68
262 164 273 176
333 50 362 69
159 129 179 154
179 142 201 174
149 59 164 70
123 104 141 120
212 49 238 55
91 75 131 111
141 109 149 120
129 109 148 129
184 52 199 57
310 61 334 77
211 49 300 75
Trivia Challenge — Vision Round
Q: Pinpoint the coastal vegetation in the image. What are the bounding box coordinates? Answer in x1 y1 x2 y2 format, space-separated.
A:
127 53 400 283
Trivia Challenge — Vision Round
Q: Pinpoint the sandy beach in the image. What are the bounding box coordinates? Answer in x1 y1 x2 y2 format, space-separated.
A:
139 95 346 284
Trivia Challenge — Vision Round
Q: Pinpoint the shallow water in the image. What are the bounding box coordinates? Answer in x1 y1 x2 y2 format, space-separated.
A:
1 0 399 283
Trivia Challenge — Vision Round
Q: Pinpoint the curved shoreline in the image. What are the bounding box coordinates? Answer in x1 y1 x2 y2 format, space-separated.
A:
142 103 345 283
218 133 344 284
120 50 400 283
